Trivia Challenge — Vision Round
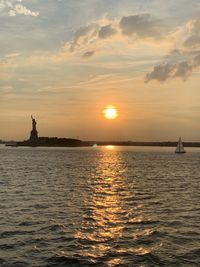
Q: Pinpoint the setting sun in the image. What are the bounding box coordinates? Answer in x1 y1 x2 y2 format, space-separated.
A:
103 106 118 120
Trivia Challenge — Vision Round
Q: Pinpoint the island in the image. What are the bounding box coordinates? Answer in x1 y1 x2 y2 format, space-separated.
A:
16 116 87 147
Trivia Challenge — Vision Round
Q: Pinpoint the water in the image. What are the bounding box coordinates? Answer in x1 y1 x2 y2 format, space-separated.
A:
0 145 200 267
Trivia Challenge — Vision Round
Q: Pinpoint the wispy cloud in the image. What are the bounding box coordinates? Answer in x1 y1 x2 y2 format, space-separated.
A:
184 18 200 50
69 23 100 52
146 15 200 82
0 53 18 67
82 50 95 58
64 14 168 57
0 0 39 17
145 53 200 82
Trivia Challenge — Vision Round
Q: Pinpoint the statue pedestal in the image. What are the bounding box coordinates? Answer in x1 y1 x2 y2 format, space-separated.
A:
30 130 38 142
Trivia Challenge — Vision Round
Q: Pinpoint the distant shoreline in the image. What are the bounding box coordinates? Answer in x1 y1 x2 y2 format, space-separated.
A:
85 141 200 147
2 140 200 147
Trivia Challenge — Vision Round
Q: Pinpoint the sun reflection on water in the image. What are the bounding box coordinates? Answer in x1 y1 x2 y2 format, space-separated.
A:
75 150 125 265
105 145 115 150
74 149 157 266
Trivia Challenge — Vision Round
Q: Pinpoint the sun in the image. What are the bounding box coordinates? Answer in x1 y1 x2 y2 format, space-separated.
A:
103 105 118 120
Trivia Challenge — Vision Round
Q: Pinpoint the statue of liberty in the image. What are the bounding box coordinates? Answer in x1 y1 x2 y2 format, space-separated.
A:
31 115 37 131
29 115 38 142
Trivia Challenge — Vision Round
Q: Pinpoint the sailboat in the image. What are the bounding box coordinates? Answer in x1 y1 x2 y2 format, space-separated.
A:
175 137 186 153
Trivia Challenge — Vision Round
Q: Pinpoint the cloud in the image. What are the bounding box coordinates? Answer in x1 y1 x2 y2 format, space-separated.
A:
66 14 166 57
145 54 200 82
98 24 116 39
9 4 39 16
82 51 95 58
62 12 200 83
68 21 119 52
0 0 39 17
119 14 165 39
145 63 174 82
69 23 99 52
0 59 8 66
0 57 13 67
145 16 200 83
184 18 200 50
193 54 200 66
173 61 192 79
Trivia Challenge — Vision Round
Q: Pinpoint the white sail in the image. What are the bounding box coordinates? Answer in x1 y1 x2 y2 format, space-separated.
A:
175 137 186 153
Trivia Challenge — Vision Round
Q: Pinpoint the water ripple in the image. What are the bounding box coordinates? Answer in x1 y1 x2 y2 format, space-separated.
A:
0 147 200 266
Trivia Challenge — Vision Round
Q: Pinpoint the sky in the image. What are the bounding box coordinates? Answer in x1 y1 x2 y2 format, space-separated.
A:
1 0 200 141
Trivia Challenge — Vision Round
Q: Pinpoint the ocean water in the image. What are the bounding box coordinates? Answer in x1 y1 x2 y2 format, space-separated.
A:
0 145 200 267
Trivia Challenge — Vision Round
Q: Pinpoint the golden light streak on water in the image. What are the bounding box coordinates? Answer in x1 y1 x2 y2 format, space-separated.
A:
105 145 115 150
75 149 125 264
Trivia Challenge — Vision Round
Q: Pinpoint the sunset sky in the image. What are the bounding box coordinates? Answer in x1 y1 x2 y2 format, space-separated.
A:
1 0 200 141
